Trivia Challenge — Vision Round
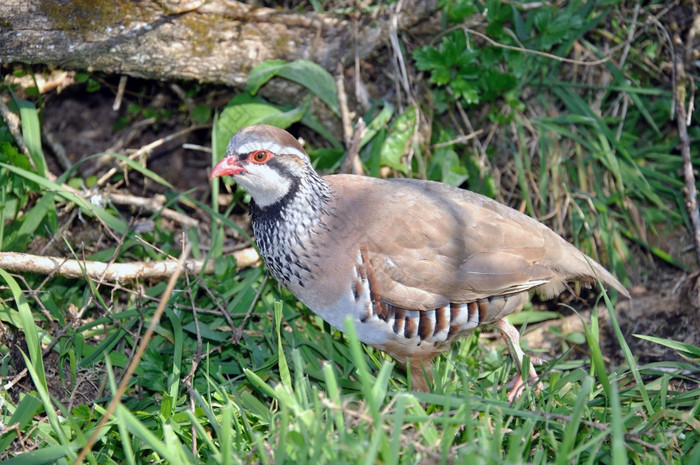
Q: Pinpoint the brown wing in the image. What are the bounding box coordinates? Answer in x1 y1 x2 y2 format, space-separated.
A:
325 175 627 311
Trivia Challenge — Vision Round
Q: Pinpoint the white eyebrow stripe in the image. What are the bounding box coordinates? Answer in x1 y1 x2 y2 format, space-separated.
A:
235 141 307 159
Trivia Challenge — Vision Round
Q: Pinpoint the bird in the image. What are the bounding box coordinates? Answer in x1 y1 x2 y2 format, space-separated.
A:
210 124 630 397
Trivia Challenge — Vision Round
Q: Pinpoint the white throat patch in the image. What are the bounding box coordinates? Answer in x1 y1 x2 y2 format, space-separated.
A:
235 163 293 207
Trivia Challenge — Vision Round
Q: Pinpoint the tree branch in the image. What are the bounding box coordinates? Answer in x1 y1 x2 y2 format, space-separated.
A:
0 0 437 90
0 249 259 281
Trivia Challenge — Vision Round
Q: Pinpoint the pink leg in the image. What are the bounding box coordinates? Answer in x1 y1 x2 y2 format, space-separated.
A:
494 318 544 400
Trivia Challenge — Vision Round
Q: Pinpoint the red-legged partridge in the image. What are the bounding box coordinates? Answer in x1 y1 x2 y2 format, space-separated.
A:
211 124 629 396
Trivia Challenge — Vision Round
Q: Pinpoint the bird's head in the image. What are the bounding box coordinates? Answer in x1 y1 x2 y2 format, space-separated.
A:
210 125 314 207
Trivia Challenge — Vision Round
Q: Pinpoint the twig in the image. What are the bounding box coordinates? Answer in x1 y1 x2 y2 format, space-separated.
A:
4 69 76 95
112 76 128 111
232 275 268 343
336 58 366 175
73 241 192 465
0 249 259 281
182 143 211 153
618 2 641 69
462 27 611 66
610 2 640 143
671 27 700 266
131 235 240 339
445 87 487 160
95 124 208 187
353 16 370 111
340 119 367 175
42 127 73 172
626 436 671 465
181 265 204 459
336 61 354 149
106 192 200 228
389 0 412 106
431 130 483 149
84 118 157 177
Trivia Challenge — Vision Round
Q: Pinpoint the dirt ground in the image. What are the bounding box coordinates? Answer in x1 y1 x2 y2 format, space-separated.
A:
522 269 700 391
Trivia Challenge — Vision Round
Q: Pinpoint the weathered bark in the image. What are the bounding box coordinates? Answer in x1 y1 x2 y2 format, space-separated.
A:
0 0 437 87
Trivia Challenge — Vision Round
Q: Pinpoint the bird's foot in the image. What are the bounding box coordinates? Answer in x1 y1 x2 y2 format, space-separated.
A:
505 372 543 402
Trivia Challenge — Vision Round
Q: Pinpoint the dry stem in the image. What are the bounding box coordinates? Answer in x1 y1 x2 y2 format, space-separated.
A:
672 23 700 266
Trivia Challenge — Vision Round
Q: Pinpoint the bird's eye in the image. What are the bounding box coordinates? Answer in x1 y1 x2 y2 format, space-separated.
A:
250 150 270 163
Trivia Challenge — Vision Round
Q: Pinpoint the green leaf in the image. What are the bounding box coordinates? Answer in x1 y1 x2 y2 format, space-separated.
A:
431 68 452 85
440 0 476 23
634 334 700 361
485 19 504 37
191 104 211 125
549 12 582 38
247 59 339 116
413 46 445 71
452 78 480 105
275 301 292 391
6 191 56 250
507 310 560 326
0 162 128 234
533 8 551 33
0 141 31 170
0 444 78 465
107 153 174 189
511 3 528 40
427 131 469 186
360 102 395 148
214 94 309 160
0 269 46 388
556 376 594 465
379 107 417 173
114 404 189 463
301 112 342 149
0 394 42 451
481 70 517 101
15 98 46 177
440 30 468 66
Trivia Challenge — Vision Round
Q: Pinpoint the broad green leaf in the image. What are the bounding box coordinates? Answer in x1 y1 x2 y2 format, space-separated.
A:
360 102 395 148
301 112 342 149
427 131 469 186
431 68 451 85
247 59 339 116
413 46 445 71
214 94 309 160
379 107 417 173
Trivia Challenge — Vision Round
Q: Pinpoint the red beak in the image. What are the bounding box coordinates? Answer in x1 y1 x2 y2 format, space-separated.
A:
210 156 246 180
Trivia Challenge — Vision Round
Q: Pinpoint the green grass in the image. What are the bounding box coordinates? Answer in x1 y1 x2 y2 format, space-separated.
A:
2 263 698 463
1 1 700 463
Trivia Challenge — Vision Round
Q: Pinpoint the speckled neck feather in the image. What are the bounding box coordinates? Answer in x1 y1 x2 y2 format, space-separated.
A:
250 165 331 288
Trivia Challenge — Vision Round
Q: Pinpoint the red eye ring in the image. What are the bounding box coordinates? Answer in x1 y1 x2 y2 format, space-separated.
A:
250 150 270 163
